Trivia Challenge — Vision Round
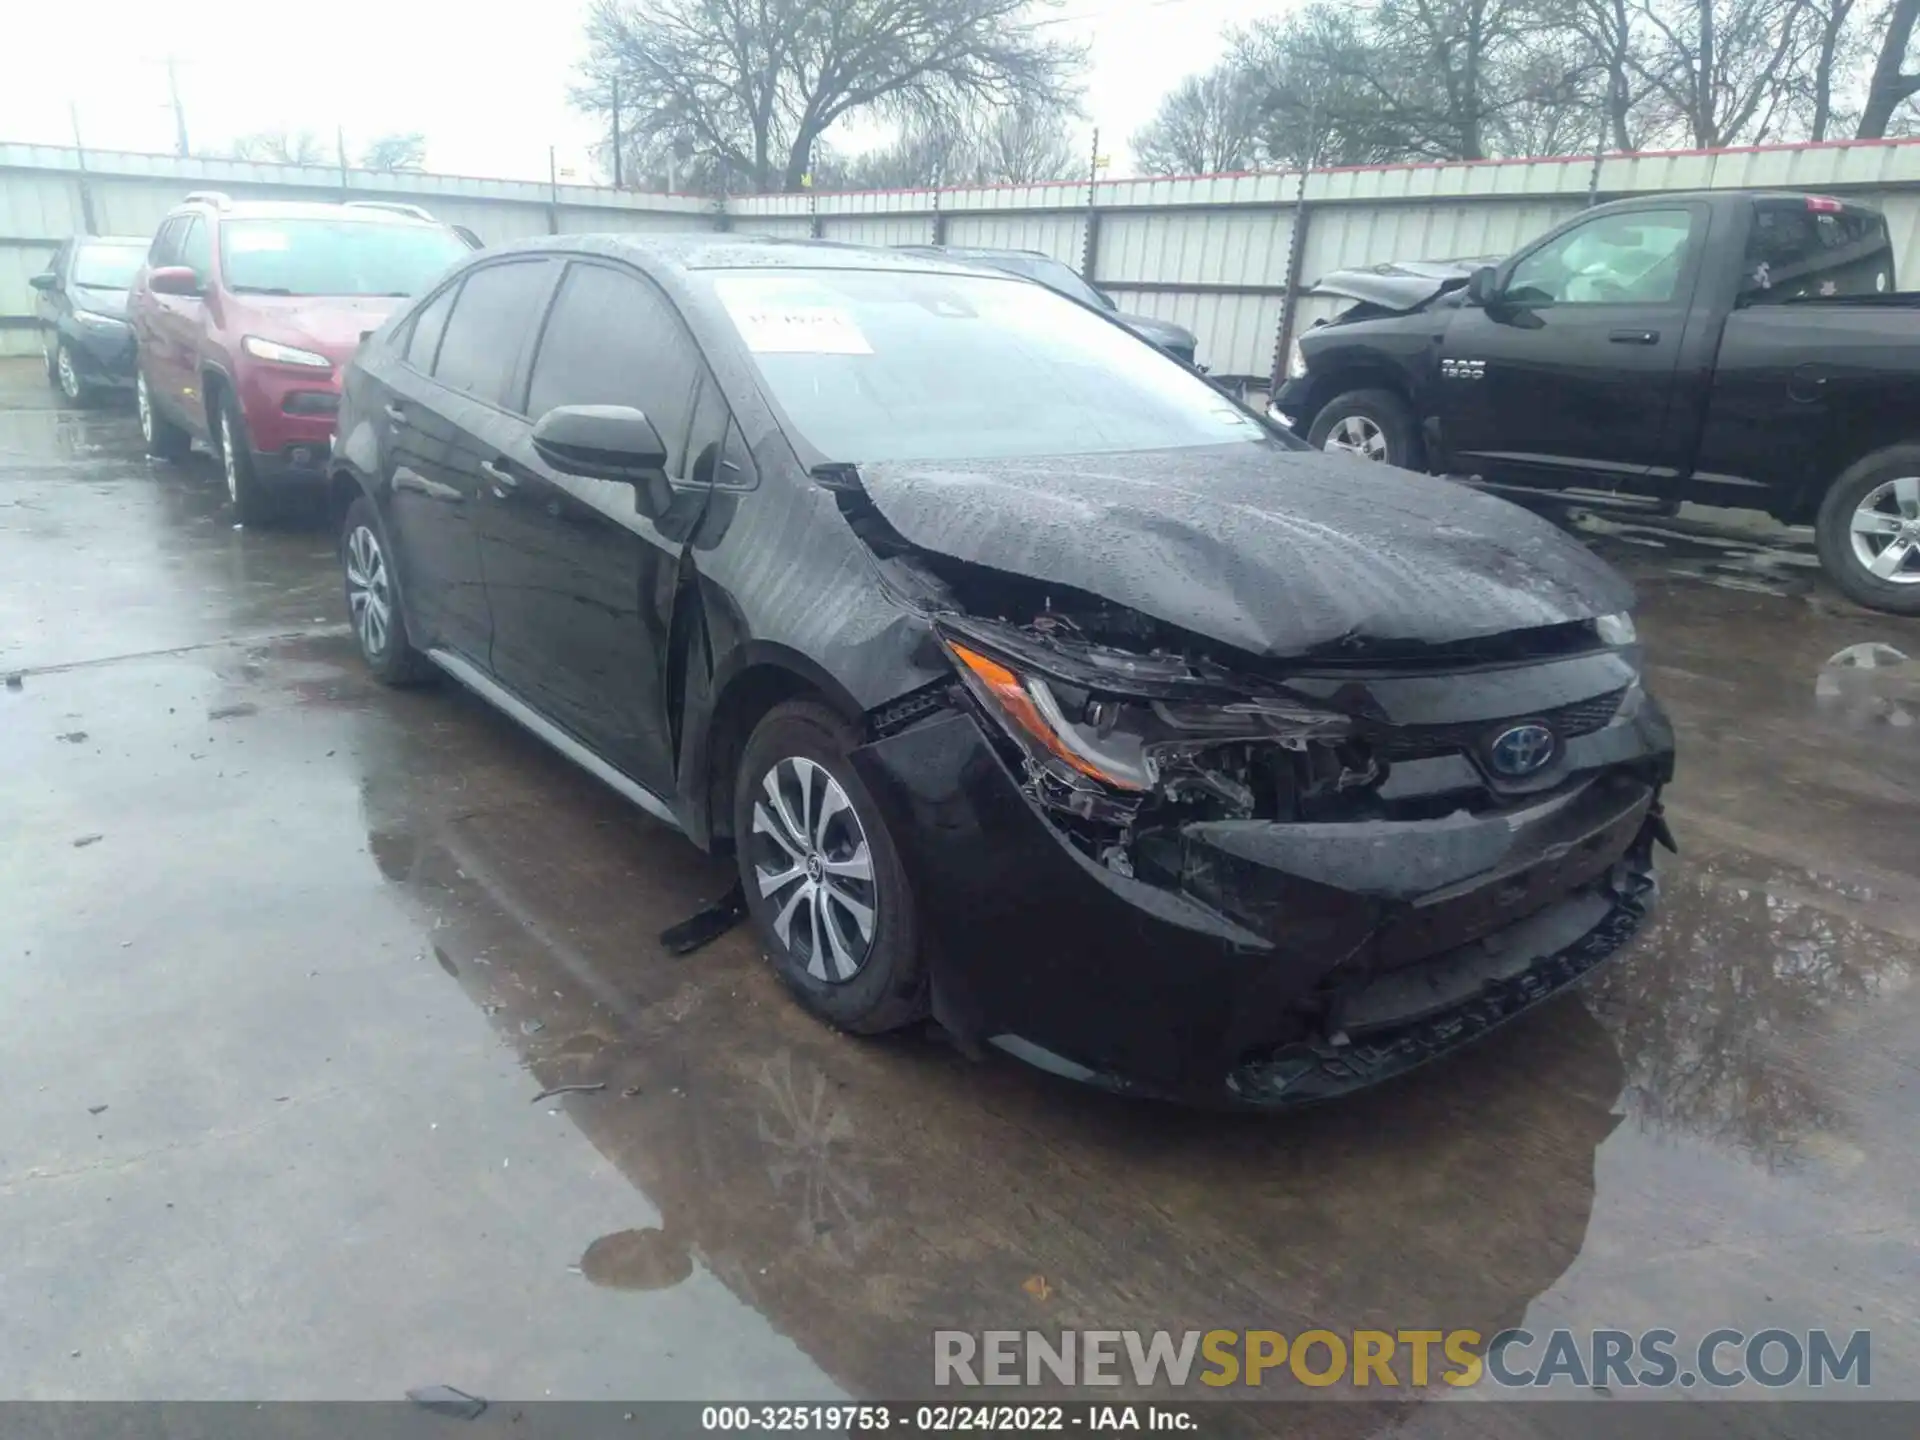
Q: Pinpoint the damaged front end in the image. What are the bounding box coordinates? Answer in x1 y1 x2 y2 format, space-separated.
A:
832 469 1675 1107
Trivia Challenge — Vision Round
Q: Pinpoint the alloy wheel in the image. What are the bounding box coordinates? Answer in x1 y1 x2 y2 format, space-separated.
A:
57 346 81 402
136 372 154 443
220 412 239 504
750 756 877 982
344 524 393 659
1324 414 1388 461
1848 476 1920 585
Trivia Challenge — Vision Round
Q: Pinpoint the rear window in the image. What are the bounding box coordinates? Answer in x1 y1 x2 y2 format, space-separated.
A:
72 244 146 289
1741 201 1894 303
218 219 470 298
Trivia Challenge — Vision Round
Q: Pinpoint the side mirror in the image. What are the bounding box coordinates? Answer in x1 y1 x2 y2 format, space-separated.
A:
1465 265 1498 306
29 272 56 293
149 265 202 297
532 404 669 480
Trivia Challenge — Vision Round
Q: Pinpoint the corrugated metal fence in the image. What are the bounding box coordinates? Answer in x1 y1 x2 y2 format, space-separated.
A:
10 137 1920 379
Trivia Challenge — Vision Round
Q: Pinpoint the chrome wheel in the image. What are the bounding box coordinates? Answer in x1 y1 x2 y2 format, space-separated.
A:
750 757 877 983
1848 476 1920 584
136 371 154 442
220 411 240 504
1324 413 1388 461
344 524 393 659
56 345 81 402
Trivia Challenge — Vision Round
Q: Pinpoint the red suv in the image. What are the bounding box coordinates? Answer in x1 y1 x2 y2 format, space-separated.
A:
129 194 471 520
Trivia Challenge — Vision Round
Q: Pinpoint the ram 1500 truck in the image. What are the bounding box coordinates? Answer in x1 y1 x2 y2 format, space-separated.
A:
1273 190 1920 613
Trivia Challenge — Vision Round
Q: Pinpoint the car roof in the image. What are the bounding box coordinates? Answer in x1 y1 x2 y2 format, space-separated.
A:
486 231 1009 279
77 235 152 246
168 199 440 225
1593 189 1881 214
897 244 1056 261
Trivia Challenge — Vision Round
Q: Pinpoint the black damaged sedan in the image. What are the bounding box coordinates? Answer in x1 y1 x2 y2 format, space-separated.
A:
328 236 1674 1106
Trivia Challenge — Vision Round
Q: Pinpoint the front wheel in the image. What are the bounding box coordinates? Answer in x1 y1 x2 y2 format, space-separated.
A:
1816 445 1920 615
1306 389 1423 470
733 700 926 1035
136 369 191 460
55 342 92 406
218 397 271 525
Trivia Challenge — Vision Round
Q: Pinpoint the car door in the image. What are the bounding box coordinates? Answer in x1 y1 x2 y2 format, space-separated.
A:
1436 204 1708 494
169 216 217 428
129 220 184 401
382 257 554 665
475 258 721 796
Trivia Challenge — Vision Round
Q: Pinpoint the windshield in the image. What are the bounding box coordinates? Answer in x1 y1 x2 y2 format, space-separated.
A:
72 244 146 289
976 253 1114 310
713 268 1259 464
218 220 470 297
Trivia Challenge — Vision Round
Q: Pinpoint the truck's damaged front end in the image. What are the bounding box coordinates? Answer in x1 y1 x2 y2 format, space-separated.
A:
830 459 1674 1106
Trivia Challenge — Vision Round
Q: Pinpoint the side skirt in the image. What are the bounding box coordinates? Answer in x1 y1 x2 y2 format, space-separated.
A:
425 648 685 836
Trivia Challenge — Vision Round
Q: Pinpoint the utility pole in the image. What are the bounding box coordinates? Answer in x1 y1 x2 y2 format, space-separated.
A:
69 102 98 235
166 55 190 157
610 77 623 189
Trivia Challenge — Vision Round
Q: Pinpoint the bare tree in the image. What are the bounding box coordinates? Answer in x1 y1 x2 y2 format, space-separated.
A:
1630 0 1815 146
1130 66 1265 175
361 133 427 171
976 103 1079 182
1859 0 1920 135
1234 7 1428 166
229 129 326 165
573 0 1083 193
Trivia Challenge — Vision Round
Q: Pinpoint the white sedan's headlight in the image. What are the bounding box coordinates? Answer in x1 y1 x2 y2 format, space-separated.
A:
72 310 128 331
243 336 331 370
1596 612 1637 646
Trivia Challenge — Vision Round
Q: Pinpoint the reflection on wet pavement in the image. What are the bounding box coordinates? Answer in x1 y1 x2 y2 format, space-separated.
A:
2 360 1918 1421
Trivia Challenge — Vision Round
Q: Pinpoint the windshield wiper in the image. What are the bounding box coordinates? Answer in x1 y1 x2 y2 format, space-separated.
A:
228 285 297 296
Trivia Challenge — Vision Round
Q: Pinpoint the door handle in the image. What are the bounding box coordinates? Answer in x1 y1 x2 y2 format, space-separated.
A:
1608 329 1660 344
383 402 407 424
479 458 518 497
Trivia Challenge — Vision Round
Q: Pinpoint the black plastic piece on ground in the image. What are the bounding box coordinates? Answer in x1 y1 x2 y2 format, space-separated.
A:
405 1385 487 1420
659 882 748 956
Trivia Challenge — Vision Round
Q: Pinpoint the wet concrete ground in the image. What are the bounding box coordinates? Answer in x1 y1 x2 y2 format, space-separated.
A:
2 357 1917 1425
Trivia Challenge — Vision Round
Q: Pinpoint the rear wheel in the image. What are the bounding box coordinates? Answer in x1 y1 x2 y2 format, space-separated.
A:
341 495 432 684
1816 445 1920 615
136 369 191 460
733 700 926 1035
1307 389 1423 470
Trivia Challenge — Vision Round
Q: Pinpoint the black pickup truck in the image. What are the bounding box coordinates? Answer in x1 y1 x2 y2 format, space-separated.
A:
1273 190 1920 612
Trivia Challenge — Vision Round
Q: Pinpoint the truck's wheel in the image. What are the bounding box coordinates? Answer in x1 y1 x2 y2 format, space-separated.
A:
1307 390 1423 470
1816 445 1920 615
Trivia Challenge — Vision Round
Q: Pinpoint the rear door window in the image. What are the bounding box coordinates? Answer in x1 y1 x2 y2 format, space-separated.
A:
178 218 213 282
404 283 459 372
1741 200 1894 302
148 219 185 268
430 260 553 410
523 261 702 473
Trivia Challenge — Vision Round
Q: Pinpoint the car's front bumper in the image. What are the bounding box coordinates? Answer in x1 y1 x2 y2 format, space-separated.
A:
62 321 137 387
851 703 1670 1107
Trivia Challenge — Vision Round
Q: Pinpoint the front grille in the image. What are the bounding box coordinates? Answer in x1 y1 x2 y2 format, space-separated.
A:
1380 687 1625 761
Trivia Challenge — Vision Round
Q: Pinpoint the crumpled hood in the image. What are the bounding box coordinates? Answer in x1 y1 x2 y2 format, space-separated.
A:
229 295 406 365
1310 259 1491 312
856 443 1634 659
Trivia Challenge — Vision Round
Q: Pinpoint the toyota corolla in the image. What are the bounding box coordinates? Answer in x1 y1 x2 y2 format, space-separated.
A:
327 235 1675 1107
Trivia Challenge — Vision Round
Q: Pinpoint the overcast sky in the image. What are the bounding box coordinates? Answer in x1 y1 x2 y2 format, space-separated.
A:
3 0 1287 185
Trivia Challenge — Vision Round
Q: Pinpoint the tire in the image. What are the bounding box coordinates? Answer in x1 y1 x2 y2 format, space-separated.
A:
216 393 272 525
54 342 92 406
1815 444 1920 615
341 495 433 685
1307 388 1423 470
43 335 59 388
136 369 191 460
733 700 926 1035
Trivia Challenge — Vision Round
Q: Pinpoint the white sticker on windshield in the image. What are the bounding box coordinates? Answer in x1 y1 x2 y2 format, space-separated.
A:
227 231 291 253
729 304 873 355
